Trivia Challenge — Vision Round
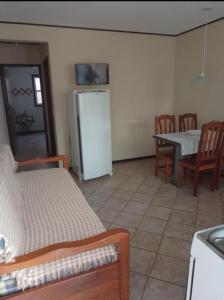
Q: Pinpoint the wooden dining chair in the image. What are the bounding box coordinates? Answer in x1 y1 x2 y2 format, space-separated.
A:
178 121 223 197
179 113 197 132
155 114 176 183
215 123 224 189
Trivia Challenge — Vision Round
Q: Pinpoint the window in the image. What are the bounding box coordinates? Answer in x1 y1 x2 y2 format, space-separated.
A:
32 75 43 106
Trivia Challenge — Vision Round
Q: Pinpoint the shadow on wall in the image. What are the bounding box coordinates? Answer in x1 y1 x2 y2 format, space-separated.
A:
117 120 151 157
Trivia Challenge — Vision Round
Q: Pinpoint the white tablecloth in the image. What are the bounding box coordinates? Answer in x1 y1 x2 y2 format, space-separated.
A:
154 132 201 156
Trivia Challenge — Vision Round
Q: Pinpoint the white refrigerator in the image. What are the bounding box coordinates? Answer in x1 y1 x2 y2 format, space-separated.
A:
68 89 112 180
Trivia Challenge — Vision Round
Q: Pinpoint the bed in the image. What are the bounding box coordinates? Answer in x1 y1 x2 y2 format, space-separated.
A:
0 145 129 299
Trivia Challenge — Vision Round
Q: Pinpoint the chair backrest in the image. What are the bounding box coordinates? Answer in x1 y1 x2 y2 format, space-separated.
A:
196 121 223 164
155 115 176 134
179 113 197 132
219 122 224 163
155 115 176 148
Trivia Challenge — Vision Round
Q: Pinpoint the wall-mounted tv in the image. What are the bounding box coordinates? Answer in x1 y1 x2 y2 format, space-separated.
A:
75 63 109 85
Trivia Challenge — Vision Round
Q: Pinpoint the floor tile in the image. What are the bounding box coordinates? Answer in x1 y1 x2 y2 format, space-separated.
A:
165 221 194 241
142 278 186 300
152 194 176 208
124 201 149 215
169 210 196 225
69 158 223 299
159 236 191 261
127 176 145 185
139 216 167 234
151 255 189 287
120 182 140 192
131 230 163 252
157 186 178 198
112 189 134 200
114 212 143 228
102 180 123 189
89 205 100 212
87 194 108 207
103 196 128 210
137 185 159 196
97 207 120 223
196 213 223 228
93 187 116 198
101 221 111 229
143 176 162 187
131 192 154 204
146 206 171 221
81 185 98 194
198 202 222 217
174 199 197 212
130 247 156 275
130 272 147 300
110 224 136 239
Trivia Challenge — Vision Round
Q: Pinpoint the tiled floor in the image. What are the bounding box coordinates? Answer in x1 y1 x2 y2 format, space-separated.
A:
73 158 224 300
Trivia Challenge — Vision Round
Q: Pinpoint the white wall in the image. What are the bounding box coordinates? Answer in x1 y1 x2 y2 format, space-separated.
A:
6 66 45 132
0 79 9 145
173 20 224 126
0 24 175 161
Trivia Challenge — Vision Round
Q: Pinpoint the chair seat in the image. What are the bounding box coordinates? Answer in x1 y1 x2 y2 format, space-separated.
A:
180 157 216 171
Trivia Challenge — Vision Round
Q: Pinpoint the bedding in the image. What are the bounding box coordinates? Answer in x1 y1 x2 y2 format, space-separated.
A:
0 148 117 296
0 150 23 264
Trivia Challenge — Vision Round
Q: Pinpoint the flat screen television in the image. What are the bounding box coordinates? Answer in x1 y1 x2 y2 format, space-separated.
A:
75 63 109 85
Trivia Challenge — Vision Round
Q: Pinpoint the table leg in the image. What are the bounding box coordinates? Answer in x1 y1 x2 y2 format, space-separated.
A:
171 144 182 185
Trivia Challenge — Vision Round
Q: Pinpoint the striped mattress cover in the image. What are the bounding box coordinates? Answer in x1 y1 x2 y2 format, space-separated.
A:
0 168 117 296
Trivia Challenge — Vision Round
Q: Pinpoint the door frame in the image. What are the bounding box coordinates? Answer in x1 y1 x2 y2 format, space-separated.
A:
0 63 56 156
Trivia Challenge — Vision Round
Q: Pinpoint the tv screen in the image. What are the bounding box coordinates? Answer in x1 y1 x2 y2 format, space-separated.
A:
75 63 109 85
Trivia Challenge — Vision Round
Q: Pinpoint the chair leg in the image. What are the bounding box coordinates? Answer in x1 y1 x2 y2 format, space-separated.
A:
193 171 199 197
215 167 220 190
165 158 169 183
211 168 217 191
178 162 183 187
155 156 159 177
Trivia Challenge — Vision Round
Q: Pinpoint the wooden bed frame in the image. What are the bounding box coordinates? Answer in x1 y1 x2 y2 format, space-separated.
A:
0 156 129 299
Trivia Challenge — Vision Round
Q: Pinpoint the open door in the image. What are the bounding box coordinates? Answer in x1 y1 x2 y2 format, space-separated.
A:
0 66 17 154
42 57 56 156
0 63 57 160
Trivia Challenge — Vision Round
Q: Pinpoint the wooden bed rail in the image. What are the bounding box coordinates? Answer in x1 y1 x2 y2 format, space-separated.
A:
0 228 129 275
17 155 69 170
1 228 129 300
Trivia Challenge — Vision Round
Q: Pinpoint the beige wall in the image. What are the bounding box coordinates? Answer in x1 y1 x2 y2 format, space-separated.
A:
0 43 41 64
174 20 224 127
0 24 175 161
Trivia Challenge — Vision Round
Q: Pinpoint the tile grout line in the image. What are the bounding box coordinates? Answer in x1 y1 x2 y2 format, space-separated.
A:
135 180 173 299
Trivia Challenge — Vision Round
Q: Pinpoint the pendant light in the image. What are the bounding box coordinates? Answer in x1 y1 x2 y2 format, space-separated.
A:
191 7 212 85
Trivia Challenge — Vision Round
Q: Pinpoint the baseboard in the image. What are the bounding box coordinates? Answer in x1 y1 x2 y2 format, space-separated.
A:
112 155 155 164
68 155 155 171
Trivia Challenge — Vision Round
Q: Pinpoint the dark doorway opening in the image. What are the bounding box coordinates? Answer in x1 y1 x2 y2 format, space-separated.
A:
0 63 56 161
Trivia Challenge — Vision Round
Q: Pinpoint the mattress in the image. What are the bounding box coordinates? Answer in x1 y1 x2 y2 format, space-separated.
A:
0 168 117 295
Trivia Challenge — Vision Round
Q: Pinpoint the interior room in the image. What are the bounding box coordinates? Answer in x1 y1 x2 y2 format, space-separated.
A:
2 65 47 160
0 2 224 300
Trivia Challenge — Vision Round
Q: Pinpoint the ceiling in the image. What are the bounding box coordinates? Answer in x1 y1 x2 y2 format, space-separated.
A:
0 1 223 35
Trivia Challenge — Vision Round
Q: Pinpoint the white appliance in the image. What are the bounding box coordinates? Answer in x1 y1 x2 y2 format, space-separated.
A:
68 89 112 180
186 224 224 300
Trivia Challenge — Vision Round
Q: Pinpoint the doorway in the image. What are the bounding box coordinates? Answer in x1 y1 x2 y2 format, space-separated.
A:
0 63 56 161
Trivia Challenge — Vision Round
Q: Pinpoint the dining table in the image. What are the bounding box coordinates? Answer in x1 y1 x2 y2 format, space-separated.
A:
153 130 201 185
